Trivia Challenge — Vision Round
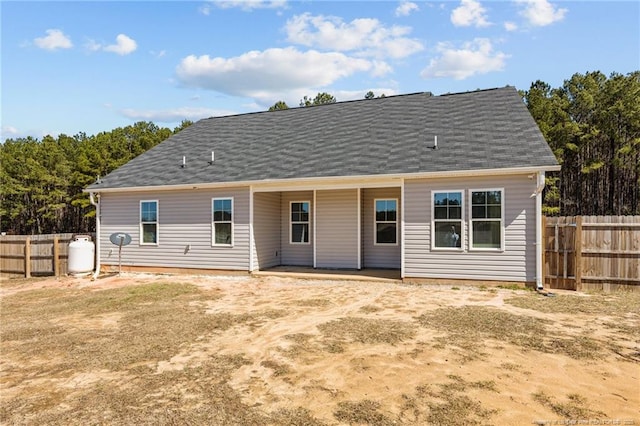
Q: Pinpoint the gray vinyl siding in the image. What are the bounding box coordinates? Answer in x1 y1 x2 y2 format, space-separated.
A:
316 189 359 269
253 192 281 270
404 174 536 282
99 187 250 271
362 188 401 268
280 191 313 266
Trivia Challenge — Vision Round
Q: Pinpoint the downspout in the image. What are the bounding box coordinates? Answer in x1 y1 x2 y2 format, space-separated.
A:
534 172 545 290
89 192 101 280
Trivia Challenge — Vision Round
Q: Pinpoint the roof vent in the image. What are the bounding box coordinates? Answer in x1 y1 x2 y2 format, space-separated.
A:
208 151 215 166
181 156 186 168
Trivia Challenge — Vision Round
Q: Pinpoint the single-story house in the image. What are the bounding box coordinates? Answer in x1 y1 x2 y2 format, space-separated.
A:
85 86 560 288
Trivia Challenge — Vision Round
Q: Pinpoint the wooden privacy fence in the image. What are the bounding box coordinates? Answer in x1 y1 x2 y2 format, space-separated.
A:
0 233 94 279
544 216 640 292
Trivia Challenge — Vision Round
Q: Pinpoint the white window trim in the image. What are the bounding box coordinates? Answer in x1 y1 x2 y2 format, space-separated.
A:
139 200 159 246
289 200 311 245
212 197 234 247
373 198 398 246
431 190 464 251
469 188 505 252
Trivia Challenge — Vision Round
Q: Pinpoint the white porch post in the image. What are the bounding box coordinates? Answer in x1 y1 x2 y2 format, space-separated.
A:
357 187 362 270
249 185 254 272
313 189 317 268
400 179 405 279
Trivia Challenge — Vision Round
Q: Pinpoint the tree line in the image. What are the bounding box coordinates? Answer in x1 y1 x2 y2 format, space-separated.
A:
0 121 192 234
1 72 638 235
521 71 639 216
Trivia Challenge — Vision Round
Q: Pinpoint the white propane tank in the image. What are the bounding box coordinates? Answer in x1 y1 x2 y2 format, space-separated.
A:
68 235 95 276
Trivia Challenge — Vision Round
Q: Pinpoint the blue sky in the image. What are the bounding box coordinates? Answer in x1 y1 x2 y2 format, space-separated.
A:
1 0 638 141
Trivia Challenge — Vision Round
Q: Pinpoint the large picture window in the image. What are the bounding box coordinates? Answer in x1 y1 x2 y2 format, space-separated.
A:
470 189 503 250
290 201 310 244
140 200 158 245
433 191 463 249
212 198 233 245
375 199 397 245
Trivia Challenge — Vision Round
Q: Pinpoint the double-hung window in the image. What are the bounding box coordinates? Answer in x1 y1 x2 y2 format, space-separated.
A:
433 191 463 249
470 189 503 250
140 200 158 245
290 201 310 244
212 198 233 246
375 199 398 245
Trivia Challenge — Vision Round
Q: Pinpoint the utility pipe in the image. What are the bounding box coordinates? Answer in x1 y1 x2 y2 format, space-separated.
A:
89 192 101 280
535 171 545 290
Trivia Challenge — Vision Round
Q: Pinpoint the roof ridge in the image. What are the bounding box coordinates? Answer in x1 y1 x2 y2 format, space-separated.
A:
438 86 515 97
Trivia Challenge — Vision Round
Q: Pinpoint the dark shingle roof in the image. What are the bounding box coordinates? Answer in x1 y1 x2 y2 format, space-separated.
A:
87 86 559 191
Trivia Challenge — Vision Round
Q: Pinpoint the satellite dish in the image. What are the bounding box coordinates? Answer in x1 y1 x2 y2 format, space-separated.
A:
109 233 131 275
110 232 132 246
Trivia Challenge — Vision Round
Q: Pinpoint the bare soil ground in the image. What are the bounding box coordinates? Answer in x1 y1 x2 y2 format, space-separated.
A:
1 273 639 425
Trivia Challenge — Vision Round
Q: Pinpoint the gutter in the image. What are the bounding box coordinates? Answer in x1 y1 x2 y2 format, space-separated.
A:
84 165 561 194
533 172 545 290
89 192 101 280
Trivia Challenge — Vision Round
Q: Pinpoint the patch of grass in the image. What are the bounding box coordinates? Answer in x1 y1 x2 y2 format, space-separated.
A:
497 284 530 291
506 292 640 317
333 400 394 426
601 320 640 341
451 286 460 290
0 356 271 426
293 298 331 307
260 359 292 377
417 306 605 359
399 375 499 425
269 407 327 426
317 317 416 346
359 304 383 313
0 282 297 425
532 391 606 418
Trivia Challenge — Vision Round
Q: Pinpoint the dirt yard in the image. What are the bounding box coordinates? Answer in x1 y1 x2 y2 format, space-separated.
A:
1 273 638 425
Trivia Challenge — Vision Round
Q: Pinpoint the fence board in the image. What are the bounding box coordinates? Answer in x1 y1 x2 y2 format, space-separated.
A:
544 216 640 292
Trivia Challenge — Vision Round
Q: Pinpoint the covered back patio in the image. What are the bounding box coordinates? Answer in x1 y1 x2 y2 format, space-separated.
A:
252 186 401 274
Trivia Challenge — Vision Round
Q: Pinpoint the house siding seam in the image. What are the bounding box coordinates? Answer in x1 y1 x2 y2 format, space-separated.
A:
316 189 359 269
404 175 535 282
99 188 250 271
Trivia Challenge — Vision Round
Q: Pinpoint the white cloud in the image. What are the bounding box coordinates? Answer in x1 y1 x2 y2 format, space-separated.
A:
396 1 419 17
504 21 518 31
84 39 102 52
421 38 508 80
285 13 423 59
1 125 19 141
86 34 138 55
34 29 73 51
175 47 373 99
517 0 567 26
120 107 235 123
1 126 59 142
451 0 491 28
199 4 211 15
151 50 166 58
208 0 287 11
104 34 137 55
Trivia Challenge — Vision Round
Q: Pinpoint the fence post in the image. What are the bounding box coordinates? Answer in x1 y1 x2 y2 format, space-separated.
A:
53 235 60 278
24 237 31 278
574 216 582 291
